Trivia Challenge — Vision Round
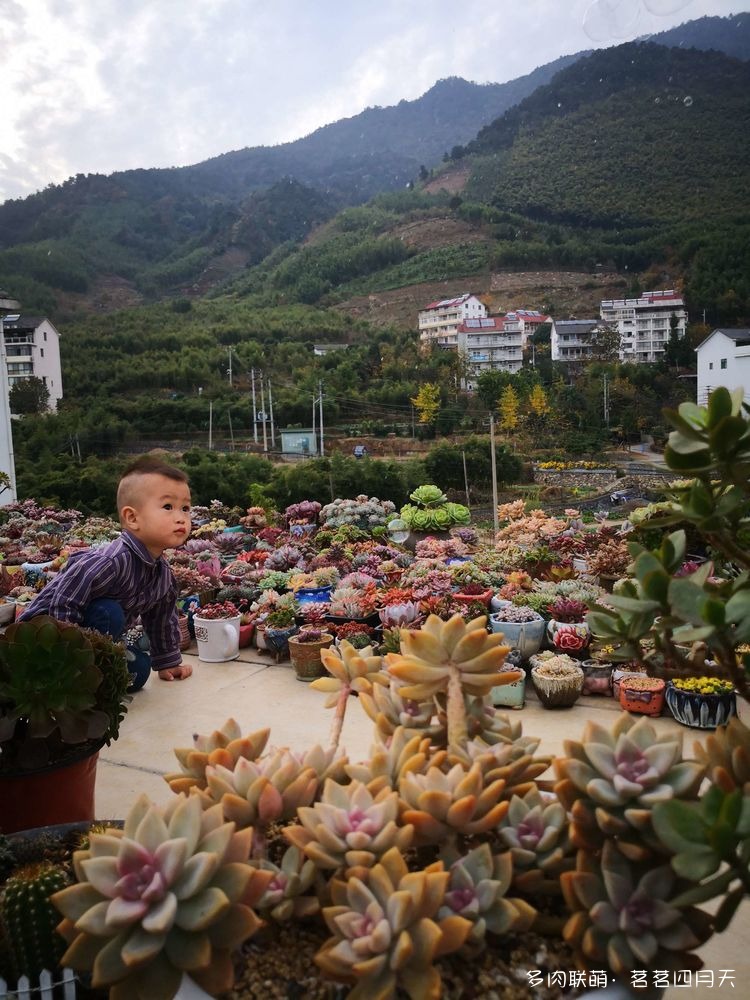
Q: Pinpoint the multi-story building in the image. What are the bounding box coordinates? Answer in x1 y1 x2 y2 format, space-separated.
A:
418 293 486 348
551 319 608 361
599 289 687 363
695 328 750 406
502 309 550 346
0 313 63 409
457 317 524 389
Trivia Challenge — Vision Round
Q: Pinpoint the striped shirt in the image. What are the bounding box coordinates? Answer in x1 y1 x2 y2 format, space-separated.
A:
19 531 180 670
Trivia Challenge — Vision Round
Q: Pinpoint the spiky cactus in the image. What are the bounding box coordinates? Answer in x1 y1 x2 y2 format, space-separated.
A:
52 793 272 1000
0 861 71 981
284 779 413 880
553 714 705 859
315 846 471 998
434 844 535 955
385 614 516 754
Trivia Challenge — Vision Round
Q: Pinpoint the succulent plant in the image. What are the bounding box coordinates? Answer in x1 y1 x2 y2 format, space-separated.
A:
52 793 273 999
497 788 573 893
378 601 423 628
434 844 536 954
315 846 471 997
693 716 750 794
0 861 71 981
460 736 552 802
385 614 516 755
257 846 320 923
284 779 413 881
358 680 441 743
164 719 270 795
0 615 129 771
554 715 705 859
312 641 385 750
561 841 712 977
548 598 589 623
398 761 508 847
345 727 434 796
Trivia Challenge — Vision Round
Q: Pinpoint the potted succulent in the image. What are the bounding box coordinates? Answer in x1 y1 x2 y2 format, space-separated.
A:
284 500 321 533
193 601 241 663
333 621 377 650
529 652 584 708
264 606 299 661
619 675 667 716
488 602 546 659
392 484 471 550
490 649 526 709
665 676 737 729
287 627 334 682
587 539 631 591
0 615 130 834
580 646 615 696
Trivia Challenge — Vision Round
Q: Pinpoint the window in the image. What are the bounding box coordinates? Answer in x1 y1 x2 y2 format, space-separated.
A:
721 358 727 369
40 348 44 358
43 331 47 341
709 362 713 370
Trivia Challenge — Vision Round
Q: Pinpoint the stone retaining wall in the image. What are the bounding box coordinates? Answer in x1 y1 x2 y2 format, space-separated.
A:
533 469 672 493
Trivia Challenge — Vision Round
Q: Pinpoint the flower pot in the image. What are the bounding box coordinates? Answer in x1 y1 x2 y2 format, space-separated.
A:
597 572 621 593
453 589 493 608
665 682 737 729
255 622 268 649
0 598 16 625
619 677 666 716
491 660 526 709
546 620 590 656
611 666 647 701
530 659 584 708
581 660 613 696
239 622 255 648
489 608 545 659
288 634 334 681
265 625 299 661
295 585 333 605
177 613 191 651
325 612 380 629
0 742 102 835
193 614 241 662
572 556 590 576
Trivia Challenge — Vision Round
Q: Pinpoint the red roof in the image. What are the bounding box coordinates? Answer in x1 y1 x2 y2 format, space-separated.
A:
422 293 475 311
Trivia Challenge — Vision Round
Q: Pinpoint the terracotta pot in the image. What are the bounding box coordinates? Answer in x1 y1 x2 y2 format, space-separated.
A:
611 666 647 701
0 744 101 835
453 589 493 607
238 622 255 648
288 634 334 681
619 677 666 716
178 613 191 651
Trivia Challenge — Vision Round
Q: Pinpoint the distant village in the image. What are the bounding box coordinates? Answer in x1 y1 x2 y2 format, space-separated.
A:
415 290 749 407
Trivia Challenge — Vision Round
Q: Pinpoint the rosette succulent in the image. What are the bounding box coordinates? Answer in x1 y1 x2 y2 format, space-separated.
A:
358 680 441 742
284 779 414 880
497 788 572 892
312 640 385 749
257 846 319 923
315 846 471 998
345 727 433 796
554 715 705 858
52 793 273 999
163 720 270 795
434 844 535 954
694 716 750 793
561 841 711 977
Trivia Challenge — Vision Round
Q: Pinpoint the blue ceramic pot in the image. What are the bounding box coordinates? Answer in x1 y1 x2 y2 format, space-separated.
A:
665 682 737 729
296 586 333 605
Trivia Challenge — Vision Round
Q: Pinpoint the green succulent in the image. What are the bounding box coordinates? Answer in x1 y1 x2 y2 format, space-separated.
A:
652 785 750 934
435 844 535 954
409 485 448 508
554 714 705 859
52 793 273 1000
561 841 712 978
0 616 122 770
257 846 320 923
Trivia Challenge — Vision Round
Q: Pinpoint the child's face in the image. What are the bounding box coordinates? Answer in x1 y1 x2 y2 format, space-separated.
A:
122 474 192 557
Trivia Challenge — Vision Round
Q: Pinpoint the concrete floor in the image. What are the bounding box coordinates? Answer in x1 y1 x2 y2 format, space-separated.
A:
96 643 750 996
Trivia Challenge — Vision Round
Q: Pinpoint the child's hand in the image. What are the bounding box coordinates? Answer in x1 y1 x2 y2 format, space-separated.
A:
158 664 193 681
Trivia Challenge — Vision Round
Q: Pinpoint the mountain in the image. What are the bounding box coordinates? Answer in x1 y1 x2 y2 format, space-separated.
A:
0 13 748 312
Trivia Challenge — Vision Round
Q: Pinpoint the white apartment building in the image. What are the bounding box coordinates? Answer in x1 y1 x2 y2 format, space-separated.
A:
418 293 486 348
695 328 750 406
503 309 550 346
600 289 687 363
551 319 609 361
457 317 524 389
0 313 63 409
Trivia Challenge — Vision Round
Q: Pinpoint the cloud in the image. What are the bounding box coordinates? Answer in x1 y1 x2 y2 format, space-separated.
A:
0 0 739 202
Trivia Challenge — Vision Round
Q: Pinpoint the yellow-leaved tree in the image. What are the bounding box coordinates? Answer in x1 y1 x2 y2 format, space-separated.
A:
498 385 519 431
529 384 550 419
411 383 442 425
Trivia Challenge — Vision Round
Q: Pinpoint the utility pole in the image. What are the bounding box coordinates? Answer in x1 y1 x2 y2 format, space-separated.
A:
268 377 275 449
411 405 415 440
319 380 324 457
208 401 213 451
227 348 233 387
461 450 470 508
603 374 610 429
250 368 258 443
228 409 234 451
489 414 499 537
260 378 267 453
312 392 317 456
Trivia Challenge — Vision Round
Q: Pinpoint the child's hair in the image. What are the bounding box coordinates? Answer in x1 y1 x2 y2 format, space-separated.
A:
117 457 190 514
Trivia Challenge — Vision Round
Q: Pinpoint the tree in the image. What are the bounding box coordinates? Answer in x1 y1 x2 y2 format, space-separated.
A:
589 324 621 363
498 385 519 431
9 376 49 415
411 383 441 426
528 384 551 419
663 312 694 369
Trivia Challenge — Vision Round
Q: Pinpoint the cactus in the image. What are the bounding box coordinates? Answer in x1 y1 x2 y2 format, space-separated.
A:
315 846 471 997
0 862 71 981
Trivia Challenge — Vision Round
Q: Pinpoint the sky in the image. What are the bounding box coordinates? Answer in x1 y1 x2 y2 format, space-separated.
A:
0 0 744 203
